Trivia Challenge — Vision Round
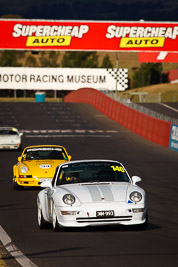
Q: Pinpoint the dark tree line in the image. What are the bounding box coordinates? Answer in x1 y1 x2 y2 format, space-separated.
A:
0 50 113 68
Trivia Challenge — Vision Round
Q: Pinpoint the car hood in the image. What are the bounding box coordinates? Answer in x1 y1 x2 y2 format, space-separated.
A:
59 183 130 203
23 160 67 178
0 135 20 144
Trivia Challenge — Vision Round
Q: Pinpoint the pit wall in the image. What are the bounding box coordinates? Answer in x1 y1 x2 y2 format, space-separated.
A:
64 88 172 148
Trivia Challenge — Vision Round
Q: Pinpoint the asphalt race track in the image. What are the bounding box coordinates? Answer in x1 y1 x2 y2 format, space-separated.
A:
138 102 178 119
0 102 178 267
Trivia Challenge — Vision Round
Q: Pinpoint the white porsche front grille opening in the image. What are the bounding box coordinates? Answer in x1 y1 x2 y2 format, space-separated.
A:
76 216 132 223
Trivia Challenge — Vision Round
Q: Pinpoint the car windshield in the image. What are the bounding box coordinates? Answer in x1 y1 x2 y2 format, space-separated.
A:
0 129 18 135
56 161 130 185
22 147 68 161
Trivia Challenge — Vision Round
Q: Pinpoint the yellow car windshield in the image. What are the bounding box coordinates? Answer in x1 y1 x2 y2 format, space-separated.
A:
22 147 68 161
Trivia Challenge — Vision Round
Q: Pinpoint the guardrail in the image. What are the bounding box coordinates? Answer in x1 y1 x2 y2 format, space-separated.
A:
106 92 178 125
64 88 177 149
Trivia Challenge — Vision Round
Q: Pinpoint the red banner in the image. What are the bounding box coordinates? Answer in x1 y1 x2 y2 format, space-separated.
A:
139 52 178 62
0 19 178 52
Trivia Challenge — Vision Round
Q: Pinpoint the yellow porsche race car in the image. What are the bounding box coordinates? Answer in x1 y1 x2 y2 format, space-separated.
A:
13 145 71 190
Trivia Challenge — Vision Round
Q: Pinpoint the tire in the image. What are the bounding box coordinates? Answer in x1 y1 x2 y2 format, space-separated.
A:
13 179 22 190
37 201 49 229
139 213 148 230
52 205 61 232
134 213 148 230
18 144 22 151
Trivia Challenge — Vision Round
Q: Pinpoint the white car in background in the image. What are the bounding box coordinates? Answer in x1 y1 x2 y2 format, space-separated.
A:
0 127 23 150
37 159 147 231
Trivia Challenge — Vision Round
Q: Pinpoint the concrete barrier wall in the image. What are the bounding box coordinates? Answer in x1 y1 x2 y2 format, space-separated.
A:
64 88 171 148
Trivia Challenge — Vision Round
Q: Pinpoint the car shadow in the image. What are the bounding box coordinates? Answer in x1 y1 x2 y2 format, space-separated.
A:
54 222 160 233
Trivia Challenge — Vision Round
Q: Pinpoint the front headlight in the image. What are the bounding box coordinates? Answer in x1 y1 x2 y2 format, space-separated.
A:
20 166 28 174
130 191 142 202
63 194 76 205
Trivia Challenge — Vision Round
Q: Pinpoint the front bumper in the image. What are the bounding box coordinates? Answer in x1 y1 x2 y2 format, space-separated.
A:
55 202 146 227
0 144 20 150
14 177 52 187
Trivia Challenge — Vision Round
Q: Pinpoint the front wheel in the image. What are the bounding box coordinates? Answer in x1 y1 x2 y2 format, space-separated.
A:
139 214 148 230
37 201 49 229
134 213 148 230
52 205 61 232
18 144 22 151
13 179 22 190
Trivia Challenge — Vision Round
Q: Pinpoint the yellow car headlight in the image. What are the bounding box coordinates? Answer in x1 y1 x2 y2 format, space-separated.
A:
20 166 28 174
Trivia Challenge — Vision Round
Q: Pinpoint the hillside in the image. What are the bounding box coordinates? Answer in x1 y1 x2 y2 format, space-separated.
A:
0 50 177 102
118 83 178 102
18 51 178 71
17 51 178 87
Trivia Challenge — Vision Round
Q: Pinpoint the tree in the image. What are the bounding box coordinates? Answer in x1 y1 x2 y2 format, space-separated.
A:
39 51 60 67
132 63 162 88
0 51 22 66
100 54 113 68
25 55 38 67
61 51 99 68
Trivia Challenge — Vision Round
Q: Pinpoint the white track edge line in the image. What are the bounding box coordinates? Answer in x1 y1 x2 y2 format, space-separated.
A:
0 225 37 267
159 103 178 113
25 135 111 138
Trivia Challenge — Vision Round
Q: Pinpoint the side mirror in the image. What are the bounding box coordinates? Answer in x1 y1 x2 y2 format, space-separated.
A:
19 133 23 137
132 176 142 185
18 156 22 163
68 155 72 161
40 180 52 189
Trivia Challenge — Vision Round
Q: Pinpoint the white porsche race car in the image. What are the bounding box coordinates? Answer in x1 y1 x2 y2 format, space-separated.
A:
37 160 147 231
0 127 23 150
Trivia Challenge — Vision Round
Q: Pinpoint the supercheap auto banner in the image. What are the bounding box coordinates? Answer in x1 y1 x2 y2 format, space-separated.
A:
0 19 178 52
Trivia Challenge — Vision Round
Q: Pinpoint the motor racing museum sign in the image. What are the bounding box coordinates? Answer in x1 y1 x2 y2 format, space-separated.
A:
0 67 128 91
0 19 178 52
